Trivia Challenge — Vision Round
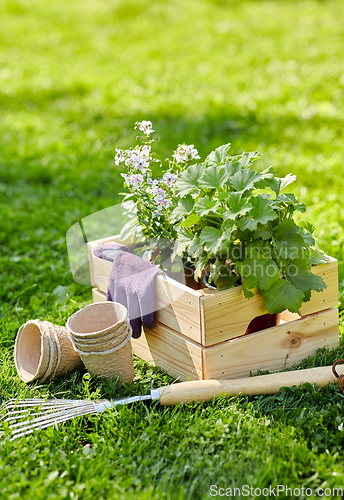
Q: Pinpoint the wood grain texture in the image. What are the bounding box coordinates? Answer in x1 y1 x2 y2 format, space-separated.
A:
89 236 338 347
158 364 344 405
92 288 203 381
88 237 203 342
298 257 338 316
92 290 339 382
200 286 268 346
202 308 339 380
200 256 338 346
135 322 203 381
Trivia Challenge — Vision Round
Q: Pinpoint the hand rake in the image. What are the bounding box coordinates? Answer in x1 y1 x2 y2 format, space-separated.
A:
2 361 344 441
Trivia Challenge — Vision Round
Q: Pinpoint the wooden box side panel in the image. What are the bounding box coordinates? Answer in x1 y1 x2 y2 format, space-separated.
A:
203 308 339 380
92 290 203 380
136 323 203 381
200 257 338 346
200 287 268 346
299 257 338 316
88 238 203 343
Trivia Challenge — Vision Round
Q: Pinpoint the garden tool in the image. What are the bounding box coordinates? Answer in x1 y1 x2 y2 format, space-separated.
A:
2 360 344 441
93 243 163 338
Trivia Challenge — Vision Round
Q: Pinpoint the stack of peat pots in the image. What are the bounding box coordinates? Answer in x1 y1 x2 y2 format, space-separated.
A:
66 302 135 384
14 320 84 383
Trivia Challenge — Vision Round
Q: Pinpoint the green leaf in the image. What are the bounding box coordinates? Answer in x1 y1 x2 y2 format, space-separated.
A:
273 219 305 259
199 165 229 189
237 196 277 231
236 151 262 169
171 195 194 219
175 227 194 255
223 192 252 220
230 169 262 193
188 237 204 257
175 163 205 197
199 227 223 252
256 173 297 195
223 160 242 177
241 274 258 299
214 266 238 291
260 279 305 314
120 217 141 241
298 219 315 233
180 213 200 228
194 196 221 217
237 254 280 291
194 254 209 280
254 225 273 240
286 259 327 293
205 144 231 166
310 249 329 265
299 229 315 247
273 193 306 213
279 173 297 193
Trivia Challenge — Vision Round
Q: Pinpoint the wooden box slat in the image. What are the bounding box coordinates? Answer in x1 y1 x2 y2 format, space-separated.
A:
202 307 339 380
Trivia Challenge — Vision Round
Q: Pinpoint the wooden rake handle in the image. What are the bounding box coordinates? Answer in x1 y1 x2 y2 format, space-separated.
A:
158 363 344 406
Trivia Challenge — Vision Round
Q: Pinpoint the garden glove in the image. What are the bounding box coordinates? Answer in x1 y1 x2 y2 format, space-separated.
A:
93 243 163 338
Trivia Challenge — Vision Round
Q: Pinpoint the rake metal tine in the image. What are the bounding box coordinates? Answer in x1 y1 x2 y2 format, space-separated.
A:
4 403 76 415
4 399 83 409
4 404 87 423
9 408 90 436
8 403 95 430
9 406 97 440
4 400 86 413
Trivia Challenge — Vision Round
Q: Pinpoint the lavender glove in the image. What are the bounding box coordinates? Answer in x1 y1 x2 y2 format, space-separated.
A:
93 243 162 338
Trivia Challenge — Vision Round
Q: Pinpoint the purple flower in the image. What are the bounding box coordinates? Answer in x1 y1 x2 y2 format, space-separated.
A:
160 198 171 209
129 174 144 189
153 188 166 202
134 157 147 170
163 173 176 186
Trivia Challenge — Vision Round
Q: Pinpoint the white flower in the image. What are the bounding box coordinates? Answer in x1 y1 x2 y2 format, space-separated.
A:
134 157 147 171
115 149 126 165
135 120 155 137
173 144 200 164
338 423 344 432
153 188 166 201
141 145 151 159
129 174 144 189
160 198 171 209
163 173 176 186
121 173 130 184
146 174 153 185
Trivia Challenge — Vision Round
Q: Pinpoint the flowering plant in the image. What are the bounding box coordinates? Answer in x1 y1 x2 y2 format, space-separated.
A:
115 121 328 314
115 121 200 261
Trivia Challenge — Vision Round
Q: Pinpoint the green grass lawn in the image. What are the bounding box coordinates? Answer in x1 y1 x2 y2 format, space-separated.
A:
1 0 344 498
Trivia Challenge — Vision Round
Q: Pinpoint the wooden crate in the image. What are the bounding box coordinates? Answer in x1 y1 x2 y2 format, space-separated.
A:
88 235 339 380
92 288 339 381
